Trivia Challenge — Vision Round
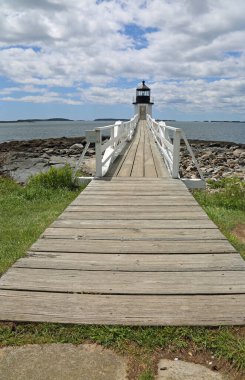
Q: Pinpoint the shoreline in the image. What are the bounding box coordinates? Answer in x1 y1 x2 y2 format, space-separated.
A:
0 136 244 183
0 136 95 183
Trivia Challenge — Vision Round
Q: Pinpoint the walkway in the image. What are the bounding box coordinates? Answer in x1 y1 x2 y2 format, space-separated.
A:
107 120 168 177
0 122 245 325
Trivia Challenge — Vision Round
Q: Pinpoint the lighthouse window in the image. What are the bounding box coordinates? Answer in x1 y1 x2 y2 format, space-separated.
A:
138 91 149 96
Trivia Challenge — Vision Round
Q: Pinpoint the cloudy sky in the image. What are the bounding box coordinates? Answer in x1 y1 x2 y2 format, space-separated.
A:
0 0 245 121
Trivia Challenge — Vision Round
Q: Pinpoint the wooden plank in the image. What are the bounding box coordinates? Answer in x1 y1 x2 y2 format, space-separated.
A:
60 211 208 220
51 219 217 229
76 183 189 191
14 253 245 272
117 125 141 177
144 126 157 177
0 290 245 325
147 127 169 177
131 121 144 177
86 185 187 191
2 268 245 295
89 179 186 185
79 193 194 199
63 208 208 218
65 205 204 212
84 183 188 190
88 183 186 188
82 191 191 196
97 177 180 182
41 227 226 240
82 187 194 196
31 239 236 253
71 196 198 206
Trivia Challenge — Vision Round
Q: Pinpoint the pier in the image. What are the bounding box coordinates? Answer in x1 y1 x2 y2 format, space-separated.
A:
0 83 245 325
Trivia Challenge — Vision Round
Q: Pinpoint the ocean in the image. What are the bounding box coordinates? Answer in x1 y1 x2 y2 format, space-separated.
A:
0 120 244 144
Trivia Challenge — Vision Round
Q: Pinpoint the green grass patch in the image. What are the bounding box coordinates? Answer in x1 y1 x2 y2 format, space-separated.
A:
197 177 245 211
0 166 83 274
138 371 154 380
193 177 245 259
28 164 79 190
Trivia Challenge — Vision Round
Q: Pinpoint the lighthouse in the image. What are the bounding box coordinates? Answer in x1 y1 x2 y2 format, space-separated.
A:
133 80 154 120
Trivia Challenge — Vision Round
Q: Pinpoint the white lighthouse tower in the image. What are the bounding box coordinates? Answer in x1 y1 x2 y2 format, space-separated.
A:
133 81 154 120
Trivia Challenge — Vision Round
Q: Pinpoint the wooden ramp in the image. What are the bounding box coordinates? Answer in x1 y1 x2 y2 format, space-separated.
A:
0 122 245 325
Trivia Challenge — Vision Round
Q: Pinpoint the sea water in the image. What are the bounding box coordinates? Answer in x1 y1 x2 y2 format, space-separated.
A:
0 120 244 144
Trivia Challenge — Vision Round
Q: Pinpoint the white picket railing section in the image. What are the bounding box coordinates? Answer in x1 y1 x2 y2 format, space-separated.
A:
147 115 205 188
75 114 138 178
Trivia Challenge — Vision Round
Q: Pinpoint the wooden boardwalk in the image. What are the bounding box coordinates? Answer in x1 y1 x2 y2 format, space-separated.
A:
107 120 168 178
0 121 245 325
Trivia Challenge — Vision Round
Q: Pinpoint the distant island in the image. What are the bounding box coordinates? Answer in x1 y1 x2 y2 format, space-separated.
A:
94 118 129 122
0 118 74 123
210 120 242 123
157 119 176 122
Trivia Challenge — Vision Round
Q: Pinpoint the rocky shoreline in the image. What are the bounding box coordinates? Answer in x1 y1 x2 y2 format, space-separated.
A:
0 137 244 183
0 137 95 183
179 140 245 180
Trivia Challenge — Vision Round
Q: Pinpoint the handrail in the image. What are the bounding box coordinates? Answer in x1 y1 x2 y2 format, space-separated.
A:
80 114 138 177
147 115 205 188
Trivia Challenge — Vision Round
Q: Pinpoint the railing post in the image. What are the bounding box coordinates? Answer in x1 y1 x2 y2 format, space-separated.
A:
114 121 121 147
95 129 103 177
172 129 181 178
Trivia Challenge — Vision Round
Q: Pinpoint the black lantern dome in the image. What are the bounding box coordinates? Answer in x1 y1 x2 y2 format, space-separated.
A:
133 80 153 104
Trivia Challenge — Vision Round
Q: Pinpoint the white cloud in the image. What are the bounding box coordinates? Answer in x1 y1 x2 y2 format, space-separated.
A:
0 0 245 117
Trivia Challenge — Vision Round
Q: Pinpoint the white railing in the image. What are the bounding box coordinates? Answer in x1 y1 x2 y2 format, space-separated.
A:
147 115 205 188
75 114 138 178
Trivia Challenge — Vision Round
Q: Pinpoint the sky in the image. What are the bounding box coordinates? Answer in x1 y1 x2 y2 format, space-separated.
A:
0 0 245 121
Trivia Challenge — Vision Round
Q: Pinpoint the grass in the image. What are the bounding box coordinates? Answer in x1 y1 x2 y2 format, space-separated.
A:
193 177 245 259
138 372 154 380
0 165 83 274
0 174 245 379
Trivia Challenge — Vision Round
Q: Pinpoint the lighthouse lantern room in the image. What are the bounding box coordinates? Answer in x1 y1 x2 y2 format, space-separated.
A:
133 80 154 120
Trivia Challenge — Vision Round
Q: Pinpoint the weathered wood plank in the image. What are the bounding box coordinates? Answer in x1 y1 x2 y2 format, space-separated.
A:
60 211 208 220
65 205 205 212
41 227 225 240
82 191 189 198
94 177 181 182
147 125 169 177
81 191 191 196
86 183 188 190
131 121 144 177
86 181 187 189
71 196 198 206
85 183 189 194
99 176 178 181
87 185 186 190
2 268 245 295
79 194 194 199
0 290 244 325
117 125 141 177
14 253 245 272
144 126 158 177
51 219 217 229
31 239 236 253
